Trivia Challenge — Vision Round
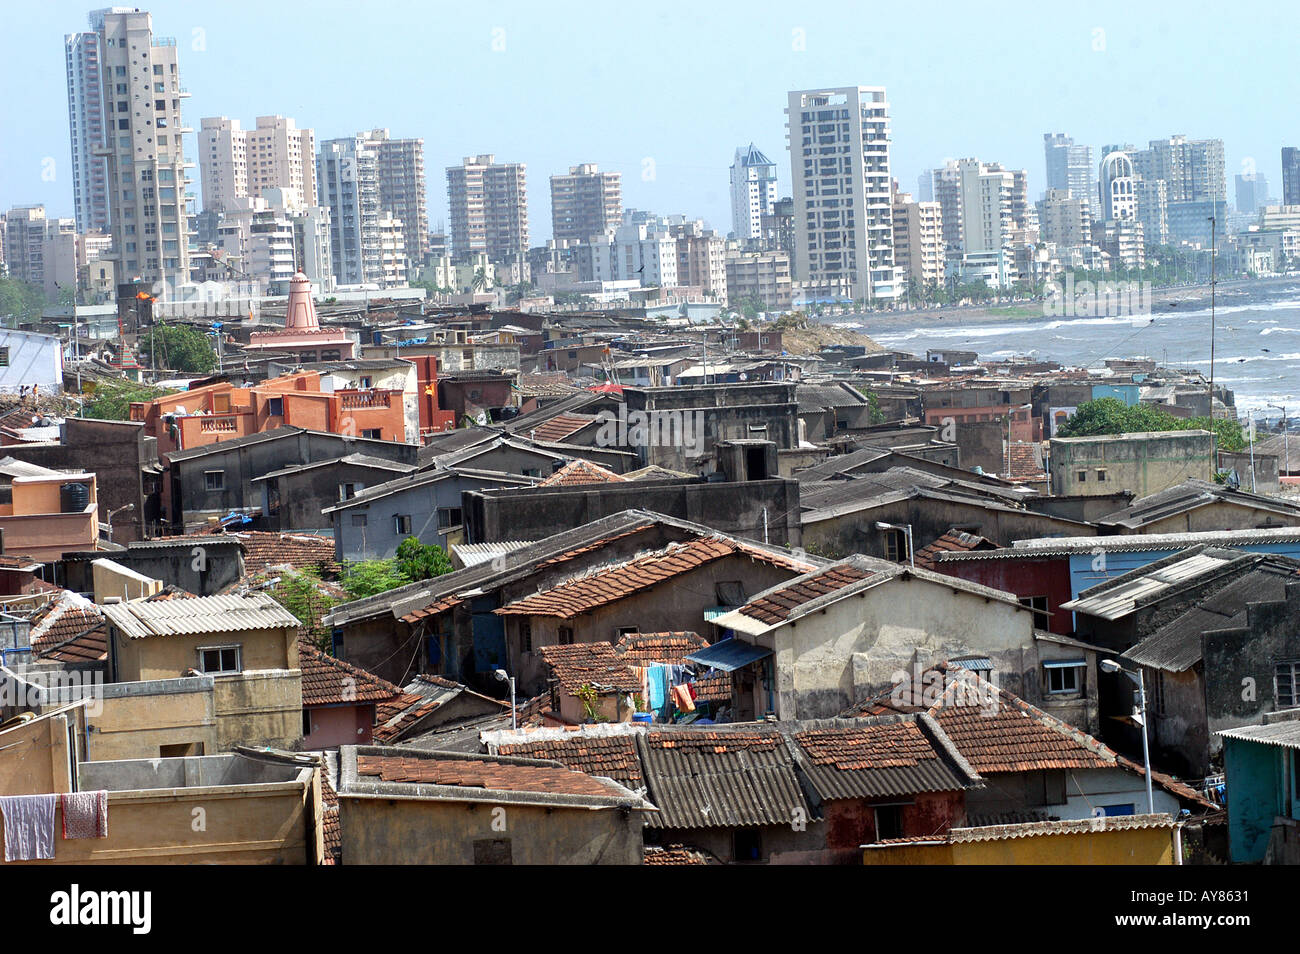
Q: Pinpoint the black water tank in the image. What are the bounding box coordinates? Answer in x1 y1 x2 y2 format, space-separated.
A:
60 482 90 513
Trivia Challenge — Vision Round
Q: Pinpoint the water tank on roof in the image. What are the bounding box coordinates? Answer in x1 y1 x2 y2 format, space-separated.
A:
60 482 90 514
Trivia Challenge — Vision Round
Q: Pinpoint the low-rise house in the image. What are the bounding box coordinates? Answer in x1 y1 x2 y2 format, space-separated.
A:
0 707 324 864
0 329 62 396
334 744 652 864
1093 479 1300 535
372 674 510 744
101 592 304 753
709 556 1040 720
0 458 98 560
252 454 418 531
536 643 641 723
1218 719 1300 863
1049 430 1214 497
299 638 402 749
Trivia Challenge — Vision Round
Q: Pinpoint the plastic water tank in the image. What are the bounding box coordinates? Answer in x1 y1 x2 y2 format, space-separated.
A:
60 482 90 513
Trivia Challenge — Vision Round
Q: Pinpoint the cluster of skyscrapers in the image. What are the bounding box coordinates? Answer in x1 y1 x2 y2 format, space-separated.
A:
8 7 1297 310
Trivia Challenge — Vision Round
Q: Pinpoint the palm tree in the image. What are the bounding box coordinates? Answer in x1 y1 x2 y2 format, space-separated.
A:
472 267 490 293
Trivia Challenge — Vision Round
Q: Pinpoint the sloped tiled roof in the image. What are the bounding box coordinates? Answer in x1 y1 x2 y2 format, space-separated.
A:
229 531 339 576
496 537 811 619
614 631 709 667
28 597 105 659
496 732 644 788
537 643 641 695
914 531 999 570
354 753 626 798
299 638 402 708
538 458 628 487
528 413 598 443
371 674 507 743
734 563 874 625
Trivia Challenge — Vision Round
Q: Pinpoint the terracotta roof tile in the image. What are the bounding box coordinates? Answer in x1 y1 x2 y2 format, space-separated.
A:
354 753 623 798
496 734 644 787
537 643 642 695
498 537 811 620
914 531 999 570
299 637 402 707
614 631 709 667
737 564 874 625
229 531 340 576
529 413 598 443
538 458 628 487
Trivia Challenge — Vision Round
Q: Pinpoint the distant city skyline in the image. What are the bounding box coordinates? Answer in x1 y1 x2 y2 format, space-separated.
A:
5 0 1299 243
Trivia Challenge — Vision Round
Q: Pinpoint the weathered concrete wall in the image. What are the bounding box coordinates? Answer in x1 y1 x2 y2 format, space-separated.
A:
113 625 297 682
1050 431 1213 497
339 796 643 864
304 702 374 748
861 825 1177 864
213 669 303 751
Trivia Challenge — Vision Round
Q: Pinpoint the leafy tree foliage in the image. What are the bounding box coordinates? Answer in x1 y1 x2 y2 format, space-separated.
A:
81 380 175 421
139 323 218 374
1058 397 1248 452
340 536 454 602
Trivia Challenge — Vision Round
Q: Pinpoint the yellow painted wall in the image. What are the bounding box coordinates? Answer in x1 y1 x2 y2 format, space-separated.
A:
862 827 1176 865
84 689 217 761
113 626 298 682
213 670 303 751
0 711 76 794
92 561 162 602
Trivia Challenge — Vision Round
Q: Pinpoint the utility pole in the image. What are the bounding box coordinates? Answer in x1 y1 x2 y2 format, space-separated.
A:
1208 214 1216 406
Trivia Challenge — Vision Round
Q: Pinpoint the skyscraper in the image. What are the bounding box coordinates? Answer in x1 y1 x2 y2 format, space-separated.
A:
93 8 193 288
446 155 528 265
1235 173 1270 214
199 116 316 213
729 144 778 243
1099 152 1139 222
929 162 963 254
65 8 130 233
786 87 899 302
317 136 384 286
1282 147 1300 207
550 163 621 243
1131 135 1226 204
1043 133 1094 223
368 129 427 266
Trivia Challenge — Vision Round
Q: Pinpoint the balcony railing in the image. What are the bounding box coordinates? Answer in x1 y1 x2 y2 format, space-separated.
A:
339 391 395 410
198 416 239 433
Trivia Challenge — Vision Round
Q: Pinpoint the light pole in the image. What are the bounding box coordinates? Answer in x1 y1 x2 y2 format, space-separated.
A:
494 668 517 730
106 503 135 544
875 521 914 568
1100 658 1155 814
1269 404 1290 476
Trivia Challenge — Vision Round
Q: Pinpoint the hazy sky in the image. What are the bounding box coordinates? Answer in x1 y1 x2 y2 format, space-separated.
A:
4 0 1298 239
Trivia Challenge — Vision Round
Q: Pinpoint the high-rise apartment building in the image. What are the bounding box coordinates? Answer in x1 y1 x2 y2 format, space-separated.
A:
91 9 193 288
317 136 382 286
1283 147 1300 207
729 144 778 244
1037 189 1089 247
1131 135 1226 204
65 8 130 233
198 115 316 213
891 188 944 289
367 129 427 266
786 87 899 302
929 162 963 254
956 158 1015 254
1043 133 1094 220
1100 152 1139 222
1235 173 1270 214
446 155 528 265
550 163 622 243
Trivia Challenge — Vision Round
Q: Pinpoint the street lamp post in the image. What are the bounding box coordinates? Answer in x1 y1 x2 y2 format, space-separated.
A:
1269 404 1290 476
106 503 135 544
1100 658 1156 814
494 668 517 730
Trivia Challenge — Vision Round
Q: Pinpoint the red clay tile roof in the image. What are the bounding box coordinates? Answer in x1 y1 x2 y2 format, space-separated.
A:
646 728 783 754
318 754 340 865
399 595 464 625
795 721 940 772
497 537 812 619
496 734 644 787
228 531 340 576
692 672 731 704
539 458 628 487
534 523 655 569
614 631 708 667
735 563 874 625
354 753 624 798
529 413 598 443
372 693 442 743
1006 442 1046 482
299 638 402 708
29 599 105 660
537 643 641 695
914 531 999 570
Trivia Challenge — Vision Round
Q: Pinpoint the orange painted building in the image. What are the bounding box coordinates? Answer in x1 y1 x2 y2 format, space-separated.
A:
404 354 458 440
0 468 98 561
130 371 407 454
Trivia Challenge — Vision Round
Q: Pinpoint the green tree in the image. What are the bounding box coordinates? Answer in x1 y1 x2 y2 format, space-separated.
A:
471 267 490 293
1059 397 1250 452
139 323 218 374
393 536 453 581
271 570 338 650
81 380 176 421
0 276 48 325
340 559 412 601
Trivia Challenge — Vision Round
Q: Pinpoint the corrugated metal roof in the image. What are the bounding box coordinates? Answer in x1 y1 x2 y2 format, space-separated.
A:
684 638 772 672
637 726 809 830
1062 553 1233 620
101 592 301 638
1218 721 1300 749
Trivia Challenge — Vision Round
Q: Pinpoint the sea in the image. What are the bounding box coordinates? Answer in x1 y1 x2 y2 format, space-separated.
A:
843 280 1300 421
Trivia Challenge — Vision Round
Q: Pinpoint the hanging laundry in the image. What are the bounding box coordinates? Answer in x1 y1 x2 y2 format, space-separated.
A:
60 791 109 840
672 684 696 712
0 794 58 861
647 665 669 713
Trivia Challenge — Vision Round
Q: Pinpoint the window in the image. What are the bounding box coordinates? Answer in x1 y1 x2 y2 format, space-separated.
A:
350 513 367 527
198 645 240 674
1018 595 1051 630
437 507 462 530
361 429 382 440
520 622 532 654
1044 660 1085 694
1277 662 1300 709
359 376 372 389
1034 770 1068 805
1076 470 1087 482
1096 468 1108 482
873 805 906 841
473 838 512 865
882 528 905 563
394 514 412 535
302 709 313 736
340 482 360 500
0 348 8 367
204 470 224 491
733 829 762 862
266 396 283 417
558 626 574 646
